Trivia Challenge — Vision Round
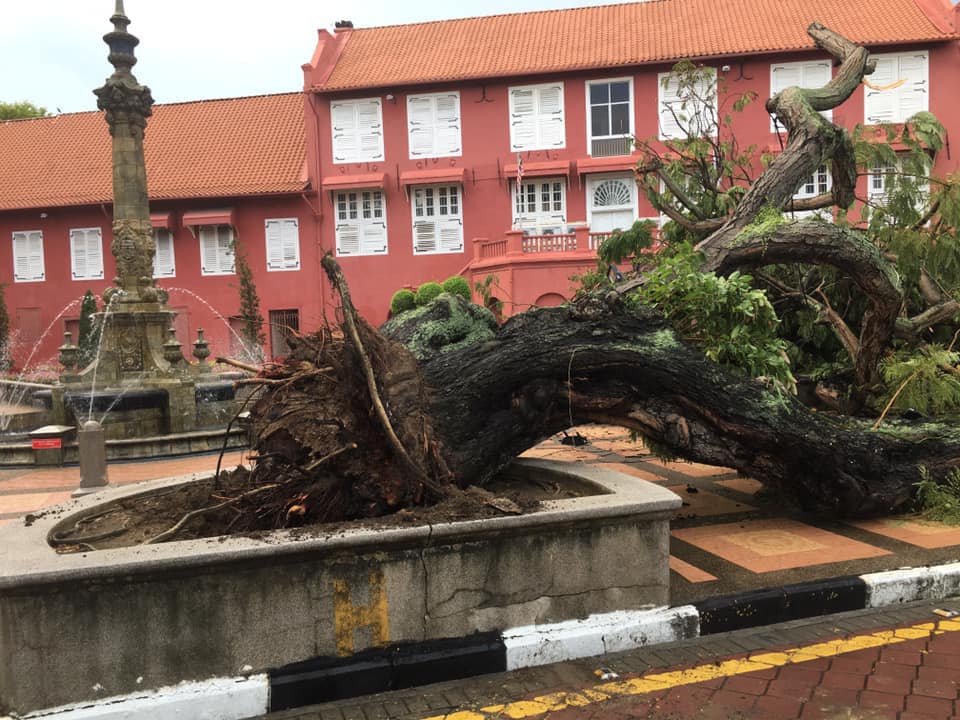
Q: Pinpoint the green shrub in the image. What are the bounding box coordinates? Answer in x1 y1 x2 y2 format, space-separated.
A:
390 288 416 315
415 281 443 306
441 275 472 302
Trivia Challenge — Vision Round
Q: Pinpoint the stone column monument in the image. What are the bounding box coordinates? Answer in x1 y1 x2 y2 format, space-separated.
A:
53 1 205 438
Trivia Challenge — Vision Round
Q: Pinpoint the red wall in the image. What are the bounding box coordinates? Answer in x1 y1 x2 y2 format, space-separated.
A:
306 38 960 325
0 192 324 373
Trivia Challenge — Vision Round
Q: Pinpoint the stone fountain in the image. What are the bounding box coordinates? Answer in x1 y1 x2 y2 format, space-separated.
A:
40 0 239 443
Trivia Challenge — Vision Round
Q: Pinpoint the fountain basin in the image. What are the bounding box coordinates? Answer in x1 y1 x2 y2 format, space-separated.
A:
0 459 683 718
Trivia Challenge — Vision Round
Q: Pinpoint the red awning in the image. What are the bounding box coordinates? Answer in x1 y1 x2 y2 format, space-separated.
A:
502 159 571 178
575 156 639 175
149 212 172 229
182 208 235 227
399 168 467 186
320 173 387 192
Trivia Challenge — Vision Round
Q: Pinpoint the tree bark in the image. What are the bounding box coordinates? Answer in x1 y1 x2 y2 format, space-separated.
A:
397 295 959 518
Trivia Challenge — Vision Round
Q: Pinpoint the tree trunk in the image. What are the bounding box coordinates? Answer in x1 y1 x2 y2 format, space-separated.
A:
405 295 959 518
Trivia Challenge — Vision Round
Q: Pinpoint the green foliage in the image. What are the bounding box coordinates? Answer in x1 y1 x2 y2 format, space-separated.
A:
630 244 796 391
441 275 472 302
390 288 417 316
382 293 498 360
879 345 960 415
0 101 48 121
77 291 101 368
234 248 266 361
415 281 443 307
597 220 656 267
915 467 960 524
738 206 789 240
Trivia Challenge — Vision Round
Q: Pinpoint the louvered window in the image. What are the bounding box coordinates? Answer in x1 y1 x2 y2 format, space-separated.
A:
331 98 384 163
864 52 928 124
153 228 175 278
513 178 566 234
411 185 463 255
658 68 717 140
199 225 235 275
588 176 638 233
587 79 633 157
407 93 462 159
335 190 387 256
770 61 833 131
509 83 565 151
12 230 44 282
69 227 104 281
265 218 300 271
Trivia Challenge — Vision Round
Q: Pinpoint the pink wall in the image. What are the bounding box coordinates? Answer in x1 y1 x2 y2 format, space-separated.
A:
0 192 324 372
305 37 960 326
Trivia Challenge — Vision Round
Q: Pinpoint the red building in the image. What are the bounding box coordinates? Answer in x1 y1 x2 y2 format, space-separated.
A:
2 0 960 370
302 0 960 322
0 93 321 371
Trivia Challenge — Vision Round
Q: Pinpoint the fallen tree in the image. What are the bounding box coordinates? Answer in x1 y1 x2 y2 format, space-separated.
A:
240 22 960 522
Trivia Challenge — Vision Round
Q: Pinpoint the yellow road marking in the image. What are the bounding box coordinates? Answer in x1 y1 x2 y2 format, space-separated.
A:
421 618 959 720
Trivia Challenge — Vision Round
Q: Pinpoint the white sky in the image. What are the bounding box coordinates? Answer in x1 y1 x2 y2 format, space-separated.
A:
2 0 637 115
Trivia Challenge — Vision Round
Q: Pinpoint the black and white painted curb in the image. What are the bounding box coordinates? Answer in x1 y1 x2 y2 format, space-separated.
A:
13 560 960 720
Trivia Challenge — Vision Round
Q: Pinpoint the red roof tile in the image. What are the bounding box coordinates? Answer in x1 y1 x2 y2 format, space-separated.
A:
0 93 306 211
313 0 957 92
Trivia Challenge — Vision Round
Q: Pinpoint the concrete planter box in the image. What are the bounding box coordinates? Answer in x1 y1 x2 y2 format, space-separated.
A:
0 459 680 717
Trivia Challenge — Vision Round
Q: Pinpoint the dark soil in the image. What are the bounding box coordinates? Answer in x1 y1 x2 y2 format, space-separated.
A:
48 464 593 553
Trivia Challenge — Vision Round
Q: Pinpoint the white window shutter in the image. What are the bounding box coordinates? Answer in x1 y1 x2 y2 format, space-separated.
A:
438 218 463 252
219 228 235 273
658 73 685 139
435 94 461 155
898 53 928 120
200 227 219 273
153 229 174 277
13 231 43 282
510 87 537 150
88 230 103 279
694 70 717 136
361 222 387 255
537 85 565 148
281 219 299 269
336 222 361 256
413 221 438 253
331 101 359 162
771 63 804 95
265 220 284 269
357 100 384 160
408 96 435 157
70 229 87 280
865 56 898 124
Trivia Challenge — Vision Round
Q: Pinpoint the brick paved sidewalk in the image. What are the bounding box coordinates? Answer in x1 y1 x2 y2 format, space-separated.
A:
260 599 960 720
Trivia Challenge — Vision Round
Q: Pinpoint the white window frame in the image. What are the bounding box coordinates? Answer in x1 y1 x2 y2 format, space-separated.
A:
770 60 833 132
586 174 639 232
864 51 928 125
330 97 384 163
334 189 388 256
198 225 236 276
265 218 300 271
407 92 462 159
658 68 718 140
69 227 104 281
152 227 176 278
411 184 464 255
586 78 634 156
513 177 566 234
508 82 565 152
788 165 833 220
868 157 929 205
11 230 44 283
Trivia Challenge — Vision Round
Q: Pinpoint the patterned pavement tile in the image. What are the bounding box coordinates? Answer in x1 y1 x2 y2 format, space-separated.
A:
669 555 718 583
0 490 73 515
672 518 891 573
646 459 738 478
714 477 764 496
592 462 667 483
847 516 960 549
